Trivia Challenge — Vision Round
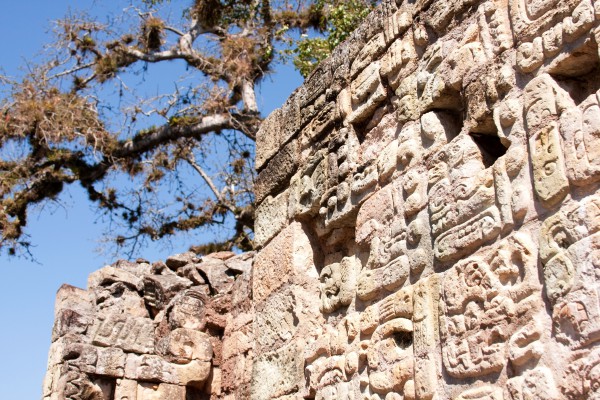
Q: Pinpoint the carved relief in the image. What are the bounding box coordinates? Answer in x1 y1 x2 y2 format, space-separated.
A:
366 319 415 397
348 62 388 124
429 134 507 264
321 128 360 228
440 233 542 378
46 1 600 399
320 256 358 314
290 150 327 218
560 90 600 186
91 314 155 354
540 195 600 348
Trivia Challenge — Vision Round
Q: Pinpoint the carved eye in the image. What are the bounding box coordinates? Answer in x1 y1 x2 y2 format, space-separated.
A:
544 161 556 176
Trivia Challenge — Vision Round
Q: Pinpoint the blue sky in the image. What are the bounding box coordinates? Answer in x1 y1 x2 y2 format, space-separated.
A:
0 2 303 398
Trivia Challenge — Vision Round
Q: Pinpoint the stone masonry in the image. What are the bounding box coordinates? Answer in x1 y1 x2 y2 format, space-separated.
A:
43 252 254 399
46 0 600 398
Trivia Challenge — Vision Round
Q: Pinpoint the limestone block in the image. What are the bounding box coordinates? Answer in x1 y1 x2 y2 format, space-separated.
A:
440 233 543 379
51 307 93 341
256 107 284 172
383 7 412 45
54 284 94 318
225 251 254 275
252 221 317 304
42 365 61 397
164 288 208 331
156 328 213 364
126 354 209 387
91 314 155 354
303 101 336 143
194 258 235 294
348 62 387 124
254 140 299 205
88 266 143 292
539 196 600 348
319 256 359 314
96 347 126 377
143 274 192 312
528 123 569 208
481 0 514 55
560 92 600 186
254 289 296 353
136 382 185 400
508 0 579 41
222 330 252 361
350 33 386 78
255 191 289 248
288 150 327 220
383 34 419 91
562 0 594 42
301 63 333 108
251 340 305 400
114 379 138 400
165 251 198 270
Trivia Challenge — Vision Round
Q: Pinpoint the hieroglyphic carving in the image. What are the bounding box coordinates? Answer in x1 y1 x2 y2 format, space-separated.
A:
91 314 155 354
429 133 508 264
46 0 600 398
348 62 388 124
321 128 360 228
540 195 600 348
440 233 542 378
560 90 600 186
366 319 414 397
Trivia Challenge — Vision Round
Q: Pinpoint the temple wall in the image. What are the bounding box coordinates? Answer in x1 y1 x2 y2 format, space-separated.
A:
44 0 600 398
252 0 600 398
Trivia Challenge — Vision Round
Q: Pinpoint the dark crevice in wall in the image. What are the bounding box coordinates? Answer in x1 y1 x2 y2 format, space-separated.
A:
186 386 210 400
470 132 508 168
549 37 600 105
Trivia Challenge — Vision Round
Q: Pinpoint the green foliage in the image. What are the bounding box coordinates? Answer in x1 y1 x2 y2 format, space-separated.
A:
294 0 377 77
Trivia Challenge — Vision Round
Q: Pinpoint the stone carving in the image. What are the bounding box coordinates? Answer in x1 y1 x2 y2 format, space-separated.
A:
320 256 358 313
348 62 387 124
428 133 507 264
47 0 600 398
440 233 542 378
44 253 254 400
540 195 600 348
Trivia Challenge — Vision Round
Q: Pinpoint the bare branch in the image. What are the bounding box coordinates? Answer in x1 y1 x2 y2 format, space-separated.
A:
185 154 235 213
115 113 232 157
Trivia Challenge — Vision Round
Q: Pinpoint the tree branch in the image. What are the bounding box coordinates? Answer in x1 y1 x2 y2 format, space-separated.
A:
185 154 235 213
114 113 232 157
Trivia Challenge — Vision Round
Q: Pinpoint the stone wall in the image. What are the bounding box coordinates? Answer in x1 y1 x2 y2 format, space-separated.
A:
43 251 254 400
252 0 600 398
45 0 600 398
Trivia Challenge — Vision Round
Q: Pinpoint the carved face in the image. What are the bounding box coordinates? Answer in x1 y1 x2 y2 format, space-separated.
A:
320 264 342 313
489 242 520 286
169 289 206 331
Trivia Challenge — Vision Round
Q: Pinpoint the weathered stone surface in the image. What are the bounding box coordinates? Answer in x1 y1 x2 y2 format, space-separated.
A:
44 253 255 400
252 222 318 304
249 0 600 398
46 0 600 398
254 190 290 248
254 140 299 205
